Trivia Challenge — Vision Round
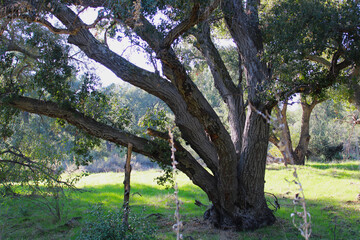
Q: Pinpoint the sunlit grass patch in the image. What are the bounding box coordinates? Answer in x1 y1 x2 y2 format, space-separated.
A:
1 161 359 239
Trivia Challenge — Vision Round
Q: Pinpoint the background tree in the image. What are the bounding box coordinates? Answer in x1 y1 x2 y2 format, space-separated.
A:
0 0 358 230
269 94 324 165
262 0 360 165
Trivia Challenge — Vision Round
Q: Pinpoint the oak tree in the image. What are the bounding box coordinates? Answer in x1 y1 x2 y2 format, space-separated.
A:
0 0 357 230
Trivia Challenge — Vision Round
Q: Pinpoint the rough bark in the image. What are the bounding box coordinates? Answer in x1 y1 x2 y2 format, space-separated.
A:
219 0 276 228
194 21 246 157
0 95 219 203
0 0 280 230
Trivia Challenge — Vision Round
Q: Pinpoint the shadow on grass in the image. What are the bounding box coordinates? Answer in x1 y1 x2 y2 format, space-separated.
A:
73 183 210 217
1 177 360 240
64 183 359 240
307 161 360 171
271 194 360 240
304 161 360 180
70 183 360 239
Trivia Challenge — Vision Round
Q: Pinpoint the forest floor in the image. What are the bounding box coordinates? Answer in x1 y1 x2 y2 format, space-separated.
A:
0 161 359 239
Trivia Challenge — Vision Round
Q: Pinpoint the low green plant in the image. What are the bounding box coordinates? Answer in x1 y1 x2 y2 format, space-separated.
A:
77 204 156 240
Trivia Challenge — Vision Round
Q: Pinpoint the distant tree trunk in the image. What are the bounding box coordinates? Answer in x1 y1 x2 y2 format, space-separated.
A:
123 143 133 226
269 104 295 165
270 95 322 165
293 97 319 165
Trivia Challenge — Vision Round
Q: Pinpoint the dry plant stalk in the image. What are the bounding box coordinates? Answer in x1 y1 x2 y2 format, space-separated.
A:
169 127 182 240
290 168 312 240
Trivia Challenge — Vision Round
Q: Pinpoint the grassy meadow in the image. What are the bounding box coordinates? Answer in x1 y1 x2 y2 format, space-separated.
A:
0 161 359 239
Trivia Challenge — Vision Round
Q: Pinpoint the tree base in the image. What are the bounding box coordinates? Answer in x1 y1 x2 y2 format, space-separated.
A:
204 205 276 231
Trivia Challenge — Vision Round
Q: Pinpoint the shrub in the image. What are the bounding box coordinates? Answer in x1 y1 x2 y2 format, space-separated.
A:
77 204 156 240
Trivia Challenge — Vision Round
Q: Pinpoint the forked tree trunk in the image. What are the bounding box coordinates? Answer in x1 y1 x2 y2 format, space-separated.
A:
270 96 321 165
270 104 296 165
204 108 276 230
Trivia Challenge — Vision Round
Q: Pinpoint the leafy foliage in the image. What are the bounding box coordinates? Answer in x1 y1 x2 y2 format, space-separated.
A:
261 0 359 97
77 204 156 240
309 99 359 161
0 111 88 193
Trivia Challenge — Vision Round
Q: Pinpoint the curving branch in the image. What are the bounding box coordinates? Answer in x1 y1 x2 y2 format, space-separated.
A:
46 1 220 175
19 14 75 34
0 0 232 206
194 21 245 156
306 55 331 68
0 94 219 200
61 0 237 204
194 21 238 99
2 37 40 59
269 133 280 148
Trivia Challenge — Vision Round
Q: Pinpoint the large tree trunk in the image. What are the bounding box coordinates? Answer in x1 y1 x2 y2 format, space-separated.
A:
204 107 275 230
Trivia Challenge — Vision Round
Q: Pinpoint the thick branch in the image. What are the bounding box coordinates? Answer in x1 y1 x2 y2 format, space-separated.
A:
109 2 237 176
221 0 268 104
194 21 245 156
306 55 331 68
49 2 220 175
2 37 40 59
117 4 231 149
19 14 75 34
1 0 225 201
194 22 238 98
0 95 219 201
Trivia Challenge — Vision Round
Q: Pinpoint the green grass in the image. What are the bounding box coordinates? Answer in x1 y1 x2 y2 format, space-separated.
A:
1 161 359 239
